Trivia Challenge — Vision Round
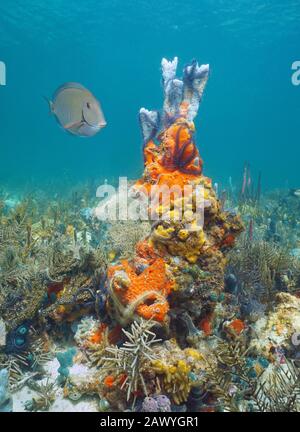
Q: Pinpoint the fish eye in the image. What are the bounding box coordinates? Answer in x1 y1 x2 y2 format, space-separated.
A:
86 102 91 109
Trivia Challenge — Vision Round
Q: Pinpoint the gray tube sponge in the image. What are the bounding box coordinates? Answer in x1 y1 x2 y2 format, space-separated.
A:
161 57 184 123
161 57 178 84
183 60 210 122
139 108 160 145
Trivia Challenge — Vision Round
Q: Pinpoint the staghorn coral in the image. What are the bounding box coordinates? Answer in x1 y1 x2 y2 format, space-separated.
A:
101 319 161 404
77 321 117 369
29 333 55 370
0 352 32 390
0 328 53 392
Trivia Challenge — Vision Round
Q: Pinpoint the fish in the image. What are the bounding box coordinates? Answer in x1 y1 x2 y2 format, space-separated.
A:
289 189 300 198
46 82 106 137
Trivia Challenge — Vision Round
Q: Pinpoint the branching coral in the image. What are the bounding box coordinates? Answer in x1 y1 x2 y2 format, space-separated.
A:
202 339 256 411
25 378 57 411
0 330 53 391
0 353 30 390
30 335 54 370
101 319 161 403
254 360 300 412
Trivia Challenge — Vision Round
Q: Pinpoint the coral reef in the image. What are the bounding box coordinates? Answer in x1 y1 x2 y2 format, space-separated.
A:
107 57 243 330
1 57 300 413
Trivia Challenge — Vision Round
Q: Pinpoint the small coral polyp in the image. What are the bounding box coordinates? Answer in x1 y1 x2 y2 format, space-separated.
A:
107 57 244 326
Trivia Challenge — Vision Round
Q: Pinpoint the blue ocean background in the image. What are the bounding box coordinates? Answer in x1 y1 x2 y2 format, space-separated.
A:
0 0 299 191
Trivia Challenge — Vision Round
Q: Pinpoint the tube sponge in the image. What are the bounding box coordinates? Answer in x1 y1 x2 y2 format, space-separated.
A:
0 369 12 412
57 347 77 379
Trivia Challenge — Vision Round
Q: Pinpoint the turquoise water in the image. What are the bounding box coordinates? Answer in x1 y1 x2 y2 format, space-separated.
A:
0 0 299 190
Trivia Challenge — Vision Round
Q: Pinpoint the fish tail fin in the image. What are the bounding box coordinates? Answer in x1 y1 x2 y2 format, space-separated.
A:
43 96 54 115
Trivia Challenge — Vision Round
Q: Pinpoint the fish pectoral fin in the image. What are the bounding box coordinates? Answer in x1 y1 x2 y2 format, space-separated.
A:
64 120 84 130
